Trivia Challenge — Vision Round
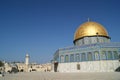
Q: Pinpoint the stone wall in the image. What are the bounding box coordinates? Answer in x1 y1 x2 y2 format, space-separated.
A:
57 60 120 72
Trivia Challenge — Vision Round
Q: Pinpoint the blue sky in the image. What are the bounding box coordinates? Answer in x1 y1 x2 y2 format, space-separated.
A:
0 0 120 63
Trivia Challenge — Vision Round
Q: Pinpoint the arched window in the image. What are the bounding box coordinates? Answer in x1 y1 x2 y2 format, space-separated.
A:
94 51 99 60
60 55 64 63
100 51 106 60
88 38 91 44
70 54 74 62
81 53 86 61
82 39 84 44
65 55 69 62
75 53 80 62
87 52 93 61
113 51 119 59
107 51 113 60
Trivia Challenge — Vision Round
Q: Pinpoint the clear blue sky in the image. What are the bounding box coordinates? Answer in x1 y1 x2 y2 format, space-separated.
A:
0 0 120 63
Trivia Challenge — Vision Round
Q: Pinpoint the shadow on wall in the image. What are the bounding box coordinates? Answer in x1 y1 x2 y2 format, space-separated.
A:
115 55 120 72
115 66 120 72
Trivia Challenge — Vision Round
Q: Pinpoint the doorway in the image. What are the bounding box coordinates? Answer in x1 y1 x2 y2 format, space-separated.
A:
54 62 58 72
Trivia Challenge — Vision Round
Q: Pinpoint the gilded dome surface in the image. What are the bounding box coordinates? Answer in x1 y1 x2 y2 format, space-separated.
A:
74 21 109 40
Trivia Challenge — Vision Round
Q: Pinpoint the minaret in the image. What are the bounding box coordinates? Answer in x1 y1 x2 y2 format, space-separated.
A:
25 54 29 72
25 54 29 65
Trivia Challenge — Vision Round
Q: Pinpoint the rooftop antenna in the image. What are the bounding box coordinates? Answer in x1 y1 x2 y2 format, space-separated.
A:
87 18 90 22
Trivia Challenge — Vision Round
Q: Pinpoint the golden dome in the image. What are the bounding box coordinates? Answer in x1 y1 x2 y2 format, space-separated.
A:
74 21 109 41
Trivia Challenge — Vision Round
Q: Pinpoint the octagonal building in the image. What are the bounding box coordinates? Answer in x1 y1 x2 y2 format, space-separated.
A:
52 20 120 72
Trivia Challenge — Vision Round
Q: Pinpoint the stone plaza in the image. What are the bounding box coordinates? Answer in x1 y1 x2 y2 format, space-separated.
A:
0 72 120 80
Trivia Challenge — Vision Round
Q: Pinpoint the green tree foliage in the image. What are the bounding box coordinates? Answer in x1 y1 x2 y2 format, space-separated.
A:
11 67 18 73
0 61 4 67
